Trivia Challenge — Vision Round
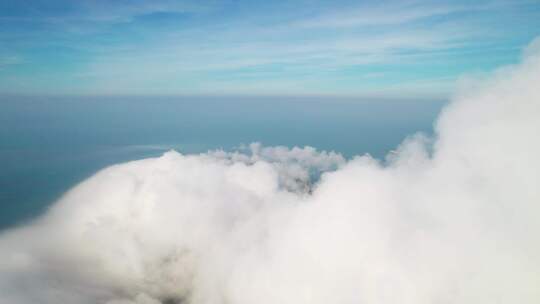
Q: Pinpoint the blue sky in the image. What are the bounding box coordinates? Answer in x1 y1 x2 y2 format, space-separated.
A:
0 0 539 98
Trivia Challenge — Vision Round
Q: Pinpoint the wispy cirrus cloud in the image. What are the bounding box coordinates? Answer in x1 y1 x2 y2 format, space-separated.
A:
292 1 509 29
0 0 539 96
0 0 213 22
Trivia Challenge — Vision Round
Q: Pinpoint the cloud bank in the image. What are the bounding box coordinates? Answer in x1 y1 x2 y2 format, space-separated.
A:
1 41 539 304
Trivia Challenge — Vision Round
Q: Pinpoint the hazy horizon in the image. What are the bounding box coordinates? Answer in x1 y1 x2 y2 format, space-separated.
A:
0 95 445 230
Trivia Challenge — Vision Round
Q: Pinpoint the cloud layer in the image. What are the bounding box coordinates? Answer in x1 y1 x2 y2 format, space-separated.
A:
2 1 539 96
1 40 539 304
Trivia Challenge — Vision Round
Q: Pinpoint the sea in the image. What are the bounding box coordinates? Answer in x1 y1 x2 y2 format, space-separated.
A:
0 95 445 230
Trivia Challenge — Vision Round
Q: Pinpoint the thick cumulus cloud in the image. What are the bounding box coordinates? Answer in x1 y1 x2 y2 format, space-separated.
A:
1 41 540 304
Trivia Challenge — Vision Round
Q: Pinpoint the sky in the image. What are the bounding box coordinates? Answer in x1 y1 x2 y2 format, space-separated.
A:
0 0 539 98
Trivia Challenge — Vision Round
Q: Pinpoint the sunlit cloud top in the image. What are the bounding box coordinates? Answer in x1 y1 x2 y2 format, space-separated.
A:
1 0 539 97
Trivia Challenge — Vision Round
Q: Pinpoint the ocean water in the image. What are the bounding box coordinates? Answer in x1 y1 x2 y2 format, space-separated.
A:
0 96 445 230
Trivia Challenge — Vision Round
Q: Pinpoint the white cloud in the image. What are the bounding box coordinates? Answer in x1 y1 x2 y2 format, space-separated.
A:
52 0 213 23
294 1 465 28
72 0 509 97
293 1 529 29
0 38 539 304
5 1 534 96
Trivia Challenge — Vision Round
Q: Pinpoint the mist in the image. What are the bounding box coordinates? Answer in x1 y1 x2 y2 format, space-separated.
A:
0 39 539 303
